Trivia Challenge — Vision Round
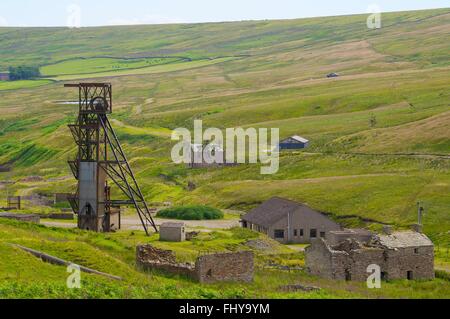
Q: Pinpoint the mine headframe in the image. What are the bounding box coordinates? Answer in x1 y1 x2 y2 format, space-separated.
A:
65 83 157 235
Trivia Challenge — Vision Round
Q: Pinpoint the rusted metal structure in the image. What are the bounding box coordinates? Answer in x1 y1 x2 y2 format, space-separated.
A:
65 83 157 235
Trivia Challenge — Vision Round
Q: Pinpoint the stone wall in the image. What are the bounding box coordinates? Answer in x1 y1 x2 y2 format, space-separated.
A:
136 245 196 278
136 245 254 283
54 193 71 203
0 213 40 223
305 239 334 279
195 251 254 283
346 248 385 281
41 213 74 220
384 246 434 280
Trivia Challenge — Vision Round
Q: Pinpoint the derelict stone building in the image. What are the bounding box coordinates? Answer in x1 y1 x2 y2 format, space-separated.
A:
305 227 435 281
241 197 341 244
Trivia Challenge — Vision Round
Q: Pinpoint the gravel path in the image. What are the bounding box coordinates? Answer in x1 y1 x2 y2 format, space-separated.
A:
42 216 241 232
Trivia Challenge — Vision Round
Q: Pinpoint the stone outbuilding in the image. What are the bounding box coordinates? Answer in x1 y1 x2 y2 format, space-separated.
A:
159 222 186 242
305 227 435 281
241 197 342 244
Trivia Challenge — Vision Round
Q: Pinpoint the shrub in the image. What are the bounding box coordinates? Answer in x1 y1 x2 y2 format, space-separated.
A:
156 205 224 220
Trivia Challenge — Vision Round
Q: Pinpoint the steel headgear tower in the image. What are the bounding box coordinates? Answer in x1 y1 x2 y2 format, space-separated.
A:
65 83 157 235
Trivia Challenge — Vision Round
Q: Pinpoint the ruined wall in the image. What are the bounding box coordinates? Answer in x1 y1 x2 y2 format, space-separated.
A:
328 231 372 246
384 246 434 280
305 239 335 279
306 238 435 282
306 239 384 281
195 251 254 283
346 248 385 281
0 213 40 223
136 245 254 283
136 245 196 278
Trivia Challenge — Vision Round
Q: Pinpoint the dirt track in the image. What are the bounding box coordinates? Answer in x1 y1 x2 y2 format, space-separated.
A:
42 215 241 232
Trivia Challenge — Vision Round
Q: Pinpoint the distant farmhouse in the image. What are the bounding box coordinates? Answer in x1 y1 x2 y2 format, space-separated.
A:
305 226 435 281
0 72 10 81
279 136 310 150
241 197 341 244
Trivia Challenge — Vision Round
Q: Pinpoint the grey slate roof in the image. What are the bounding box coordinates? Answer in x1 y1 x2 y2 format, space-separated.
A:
242 197 325 228
375 231 433 248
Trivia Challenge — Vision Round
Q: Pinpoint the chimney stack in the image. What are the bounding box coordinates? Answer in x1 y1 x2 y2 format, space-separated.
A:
411 224 423 233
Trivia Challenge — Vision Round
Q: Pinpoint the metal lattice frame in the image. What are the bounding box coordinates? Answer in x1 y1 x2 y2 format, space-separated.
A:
65 83 157 235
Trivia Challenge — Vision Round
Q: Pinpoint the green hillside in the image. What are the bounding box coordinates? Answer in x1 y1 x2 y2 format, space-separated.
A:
0 9 449 298
2 218 448 298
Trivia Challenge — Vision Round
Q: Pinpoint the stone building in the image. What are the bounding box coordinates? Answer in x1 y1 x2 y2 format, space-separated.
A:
305 226 434 281
159 222 186 242
241 197 341 244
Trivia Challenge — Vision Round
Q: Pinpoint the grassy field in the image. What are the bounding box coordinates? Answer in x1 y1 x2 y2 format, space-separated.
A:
40 57 183 76
48 57 237 80
0 218 448 299
0 8 449 298
0 79 53 91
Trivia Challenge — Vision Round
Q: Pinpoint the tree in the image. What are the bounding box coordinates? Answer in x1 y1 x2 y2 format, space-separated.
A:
8 66 41 81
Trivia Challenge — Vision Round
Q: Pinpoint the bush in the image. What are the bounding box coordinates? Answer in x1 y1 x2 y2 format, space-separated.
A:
156 205 224 220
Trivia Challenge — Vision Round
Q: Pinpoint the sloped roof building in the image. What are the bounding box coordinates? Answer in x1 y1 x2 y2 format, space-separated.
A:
279 135 310 150
241 197 341 244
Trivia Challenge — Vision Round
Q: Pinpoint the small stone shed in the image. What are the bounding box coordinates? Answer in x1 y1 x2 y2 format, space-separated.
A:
159 222 186 242
305 227 434 281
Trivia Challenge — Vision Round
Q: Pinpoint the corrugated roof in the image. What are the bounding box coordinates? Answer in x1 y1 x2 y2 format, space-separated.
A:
375 231 433 248
242 197 327 228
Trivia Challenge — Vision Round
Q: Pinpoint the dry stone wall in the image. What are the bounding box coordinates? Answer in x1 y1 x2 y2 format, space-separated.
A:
136 245 254 283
